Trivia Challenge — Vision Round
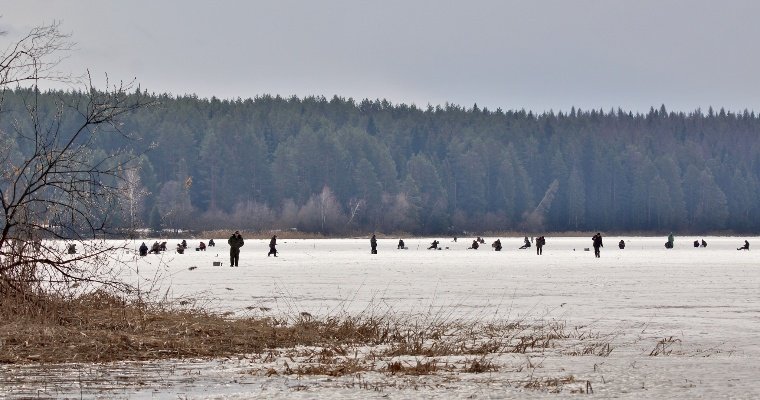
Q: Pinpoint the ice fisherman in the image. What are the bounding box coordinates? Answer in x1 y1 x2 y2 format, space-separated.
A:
228 231 244 267
737 240 750 251
536 236 546 255
428 240 439 250
618 239 625 249
268 235 278 257
665 233 674 249
370 234 378 254
139 242 148 256
592 233 603 258
519 236 531 249
492 239 502 251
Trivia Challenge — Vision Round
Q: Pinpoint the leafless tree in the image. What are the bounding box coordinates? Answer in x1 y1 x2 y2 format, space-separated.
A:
0 22 152 298
119 166 149 237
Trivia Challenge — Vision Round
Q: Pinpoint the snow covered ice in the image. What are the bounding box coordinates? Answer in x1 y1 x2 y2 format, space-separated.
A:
2 236 759 398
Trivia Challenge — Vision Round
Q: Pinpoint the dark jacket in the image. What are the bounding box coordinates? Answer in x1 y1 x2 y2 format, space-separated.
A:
228 234 244 250
592 234 603 248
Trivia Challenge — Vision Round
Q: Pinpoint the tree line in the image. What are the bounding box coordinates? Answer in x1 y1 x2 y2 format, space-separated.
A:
2 88 758 235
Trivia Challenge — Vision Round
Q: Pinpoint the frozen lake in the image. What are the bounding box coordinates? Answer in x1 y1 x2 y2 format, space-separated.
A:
3 236 760 398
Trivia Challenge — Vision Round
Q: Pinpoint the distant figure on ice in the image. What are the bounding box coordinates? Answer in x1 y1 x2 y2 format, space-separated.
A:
176 243 185 254
228 231 244 267
468 240 479 250
477 236 485 244
701 239 707 248
208 239 216 247
618 239 625 249
149 241 161 254
428 240 439 250
737 240 750 251
67 243 77 254
397 239 405 249
592 233 603 258
139 242 148 256
693 240 700 248
452 236 457 242
370 234 378 254
536 236 546 255
199 242 206 251
519 237 531 249
159 241 167 251
665 233 675 249
268 235 278 257
181 239 187 249
492 239 502 251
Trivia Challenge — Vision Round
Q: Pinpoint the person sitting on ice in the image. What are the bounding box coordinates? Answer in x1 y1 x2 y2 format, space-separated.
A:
208 239 216 247
159 241 168 251
67 243 77 254
737 240 750 251
693 240 699 248
181 239 188 249
492 239 502 251
199 241 206 251
397 239 405 249
519 236 531 249
149 241 161 254
701 239 707 247
618 239 625 249
139 242 148 256
176 243 185 254
468 239 479 250
428 240 439 250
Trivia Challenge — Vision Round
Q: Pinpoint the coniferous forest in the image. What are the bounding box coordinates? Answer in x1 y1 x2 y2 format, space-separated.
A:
2 88 759 235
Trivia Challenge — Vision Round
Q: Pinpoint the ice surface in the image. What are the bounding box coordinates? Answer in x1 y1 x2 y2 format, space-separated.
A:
2 236 759 398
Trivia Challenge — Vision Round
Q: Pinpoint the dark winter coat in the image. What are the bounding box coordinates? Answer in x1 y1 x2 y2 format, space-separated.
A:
228 234 244 250
592 235 603 248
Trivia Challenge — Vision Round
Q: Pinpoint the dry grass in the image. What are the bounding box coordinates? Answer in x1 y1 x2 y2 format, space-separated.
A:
0 287 618 370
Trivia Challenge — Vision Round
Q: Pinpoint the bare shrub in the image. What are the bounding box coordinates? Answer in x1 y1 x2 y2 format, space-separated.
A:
1 23 152 309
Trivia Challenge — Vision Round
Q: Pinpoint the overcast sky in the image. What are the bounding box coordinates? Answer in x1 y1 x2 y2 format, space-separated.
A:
2 0 759 112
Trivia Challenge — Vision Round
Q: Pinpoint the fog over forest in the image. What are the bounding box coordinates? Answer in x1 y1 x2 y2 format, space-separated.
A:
2 88 758 235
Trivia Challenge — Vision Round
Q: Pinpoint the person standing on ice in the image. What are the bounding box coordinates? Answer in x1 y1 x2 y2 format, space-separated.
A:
228 231 244 267
536 236 545 255
268 235 278 257
592 233 603 258
665 232 674 249
370 234 378 254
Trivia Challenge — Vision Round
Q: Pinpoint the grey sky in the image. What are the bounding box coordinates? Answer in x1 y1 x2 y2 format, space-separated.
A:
2 0 759 112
